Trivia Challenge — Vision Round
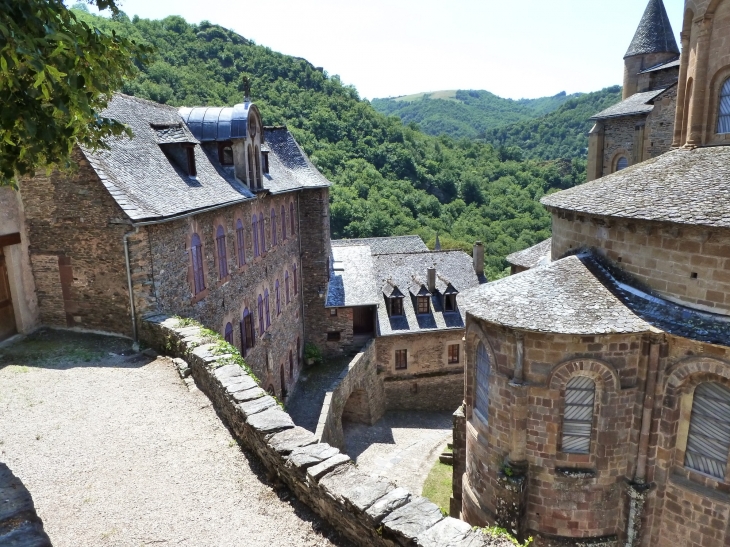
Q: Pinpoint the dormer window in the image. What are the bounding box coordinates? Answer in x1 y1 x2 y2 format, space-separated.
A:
262 150 270 174
391 297 404 316
218 142 234 165
417 296 430 315
184 144 197 177
444 294 456 312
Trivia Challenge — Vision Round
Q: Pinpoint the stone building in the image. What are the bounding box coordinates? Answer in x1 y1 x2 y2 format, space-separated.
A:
321 237 486 411
586 0 680 181
3 93 332 400
454 1 730 545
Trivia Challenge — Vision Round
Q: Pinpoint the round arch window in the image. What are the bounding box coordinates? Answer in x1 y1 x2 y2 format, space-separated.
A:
616 156 629 172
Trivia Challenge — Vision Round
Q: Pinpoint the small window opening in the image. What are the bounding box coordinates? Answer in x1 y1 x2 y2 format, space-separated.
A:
616 156 629 172
395 349 408 370
216 225 228 280
691 272 698 279
185 145 197 177
262 151 270 174
448 344 460 364
390 297 403 316
219 143 234 165
327 332 341 342
417 296 430 315
444 295 456 312
330 308 337 316
224 322 233 345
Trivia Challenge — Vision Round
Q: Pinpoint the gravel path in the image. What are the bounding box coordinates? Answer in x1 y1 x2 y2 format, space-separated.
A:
0 330 341 547
342 411 453 496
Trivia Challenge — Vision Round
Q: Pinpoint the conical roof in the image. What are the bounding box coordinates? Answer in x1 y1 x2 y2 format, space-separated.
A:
625 0 679 58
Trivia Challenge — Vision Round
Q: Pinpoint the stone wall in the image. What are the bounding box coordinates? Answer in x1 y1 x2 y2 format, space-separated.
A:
141 314 515 547
644 86 677 159
142 192 304 397
550 211 730 314
377 330 465 411
21 149 134 336
450 405 466 519
314 339 385 450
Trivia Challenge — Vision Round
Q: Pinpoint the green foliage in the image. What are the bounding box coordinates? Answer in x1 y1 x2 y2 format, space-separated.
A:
372 90 579 140
0 0 151 187
304 343 323 365
67 11 590 279
475 526 533 546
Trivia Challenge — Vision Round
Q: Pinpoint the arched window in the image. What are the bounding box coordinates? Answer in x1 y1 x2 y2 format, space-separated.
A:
236 219 245 267
289 350 294 379
258 295 264 336
216 225 228 279
264 289 270 328
281 205 287 240
252 215 259 258
293 264 298 295
685 382 730 479
219 144 233 165
717 78 730 134
259 213 266 253
247 144 255 187
241 308 254 354
275 279 281 316
224 322 233 344
290 202 295 236
616 156 629 171
255 146 262 189
271 208 277 246
285 270 290 303
191 233 205 295
475 342 490 421
297 338 301 368
561 376 596 454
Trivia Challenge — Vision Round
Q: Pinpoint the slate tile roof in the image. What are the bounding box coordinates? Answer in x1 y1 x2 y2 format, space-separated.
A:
639 58 680 74
541 146 730 228
590 88 668 120
506 238 552 269
624 0 679 58
80 94 329 223
325 246 379 308
460 255 652 335
331 235 429 255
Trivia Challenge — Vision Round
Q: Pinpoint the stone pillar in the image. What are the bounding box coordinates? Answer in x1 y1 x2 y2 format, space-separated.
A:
450 404 466 518
586 122 605 181
686 18 713 147
672 32 692 147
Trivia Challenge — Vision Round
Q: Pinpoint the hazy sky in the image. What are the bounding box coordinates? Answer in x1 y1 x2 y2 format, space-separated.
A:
83 0 685 100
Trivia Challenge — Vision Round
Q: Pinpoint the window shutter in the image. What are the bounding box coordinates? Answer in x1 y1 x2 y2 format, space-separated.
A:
685 382 730 479
562 376 595 454
475 342 490 421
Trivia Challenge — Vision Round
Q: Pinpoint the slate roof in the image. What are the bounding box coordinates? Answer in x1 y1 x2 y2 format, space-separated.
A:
325 246 379 308
373 251 480 336
81 94 329 223
590 88 668 120
331 236 429 255
639 58 680 74
506 238 552 269
625 0 680 58
460 255 652 335
541 146 730 229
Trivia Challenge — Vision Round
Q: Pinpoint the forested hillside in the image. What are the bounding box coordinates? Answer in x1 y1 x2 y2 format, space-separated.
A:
71 7 588 279
371 90 580 140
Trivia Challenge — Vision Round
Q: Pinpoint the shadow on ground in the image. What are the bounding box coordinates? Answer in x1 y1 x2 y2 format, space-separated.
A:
0 328 150 371
0 462 52 546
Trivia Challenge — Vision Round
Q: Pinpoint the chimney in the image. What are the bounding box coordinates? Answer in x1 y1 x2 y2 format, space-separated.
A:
473 241 484 277
427 267 436 293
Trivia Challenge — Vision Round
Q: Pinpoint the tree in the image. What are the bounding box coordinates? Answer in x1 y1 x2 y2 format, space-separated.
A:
0 0 151 187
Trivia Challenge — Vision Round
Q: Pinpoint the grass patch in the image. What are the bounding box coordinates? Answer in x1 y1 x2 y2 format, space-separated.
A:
421 451 452 514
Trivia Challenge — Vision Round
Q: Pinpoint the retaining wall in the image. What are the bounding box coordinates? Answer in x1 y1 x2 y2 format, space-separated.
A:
142 314 515 547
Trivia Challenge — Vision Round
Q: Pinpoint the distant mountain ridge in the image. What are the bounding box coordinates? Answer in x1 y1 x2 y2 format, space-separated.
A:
371 89 581 139
372 86 624 160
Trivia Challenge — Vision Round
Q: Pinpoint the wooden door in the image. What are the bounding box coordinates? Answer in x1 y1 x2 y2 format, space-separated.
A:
0 251 16 341
353 306 375 335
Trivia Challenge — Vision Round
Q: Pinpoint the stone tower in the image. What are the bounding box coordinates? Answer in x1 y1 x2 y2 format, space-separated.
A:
623 0 680 99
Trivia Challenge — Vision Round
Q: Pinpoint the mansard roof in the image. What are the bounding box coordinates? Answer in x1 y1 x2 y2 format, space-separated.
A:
541 146 730 229
625 0 680 59
81 94 330 223
590 88 669 120
506 238 552 269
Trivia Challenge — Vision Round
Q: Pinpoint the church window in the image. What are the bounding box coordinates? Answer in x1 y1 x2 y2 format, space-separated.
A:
561 376 596 454
475 342 490 421
616 156 629 171
685 382 730 479
216 225 228 279
191 233 205 295
236 219 245 267
224 322 233 345
717 78 730 134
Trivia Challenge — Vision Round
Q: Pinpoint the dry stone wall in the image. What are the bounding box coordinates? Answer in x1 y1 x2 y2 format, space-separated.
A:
141 314 516 547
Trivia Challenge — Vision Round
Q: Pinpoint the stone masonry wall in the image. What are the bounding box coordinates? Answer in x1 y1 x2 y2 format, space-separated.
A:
143 192 304 398
141 314 515 547
601 114 645 175
644 86 677 160
377 330 465 411
21 149 134 336
551 212 730 314
314 339 386 450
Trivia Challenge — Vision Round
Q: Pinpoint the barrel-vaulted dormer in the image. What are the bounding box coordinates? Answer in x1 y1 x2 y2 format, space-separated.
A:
179 102 265 190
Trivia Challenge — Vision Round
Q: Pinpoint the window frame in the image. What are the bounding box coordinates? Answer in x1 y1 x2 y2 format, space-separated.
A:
615 156 629 172
247 144 255 187
290 202 295 236
448 344 460 364
285 271 290 303
276 279 281 316
265 289 271 328
271 208 277 247
683 381 730 479
259 213 266 254
281 205 287 240
560 376 597 455
293 264 298 294
215 225 228 280
475 341 490 422
258 295 265 337
218 141 234 165
224 322 233 345
236 219 246 267
717 77 730 135
252 215 259 258
417 296 430 315
242 308 255 353
395 349 408 370
190 233 205 295
390 297 404 316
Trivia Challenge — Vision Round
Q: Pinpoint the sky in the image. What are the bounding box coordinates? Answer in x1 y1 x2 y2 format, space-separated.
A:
81 0 686 101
